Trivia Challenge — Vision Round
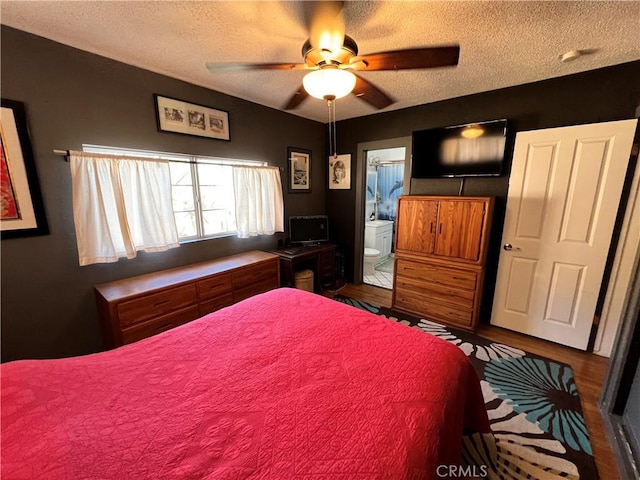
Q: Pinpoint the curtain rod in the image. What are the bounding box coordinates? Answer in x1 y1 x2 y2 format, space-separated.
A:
53 149 282 170
54 149 194 165
53 149 71 161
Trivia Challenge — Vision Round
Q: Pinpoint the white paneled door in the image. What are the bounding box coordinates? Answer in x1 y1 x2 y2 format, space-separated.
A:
491 119 638 350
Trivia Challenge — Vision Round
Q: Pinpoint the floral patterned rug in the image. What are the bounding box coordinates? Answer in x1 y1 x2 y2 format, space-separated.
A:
334 295 598 480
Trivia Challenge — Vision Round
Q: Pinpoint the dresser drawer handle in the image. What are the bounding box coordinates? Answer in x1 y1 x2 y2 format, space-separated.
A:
154 300 171 307
155 323 174 333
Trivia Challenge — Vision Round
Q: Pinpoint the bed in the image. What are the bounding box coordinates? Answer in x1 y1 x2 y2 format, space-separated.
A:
1 288 489 479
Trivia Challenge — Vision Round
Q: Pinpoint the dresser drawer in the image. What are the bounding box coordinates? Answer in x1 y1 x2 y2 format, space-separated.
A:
121 305 200 344
117 284 198 327
234 278 278 303
199 293 234 316
396 258 477 291
318 262 334 277
394 276 474 310
394 289 473 328
197 273 232 301
232 260 278 289
317 252 335 272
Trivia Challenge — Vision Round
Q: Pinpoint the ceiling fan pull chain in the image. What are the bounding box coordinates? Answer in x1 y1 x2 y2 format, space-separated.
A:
326 99 331 156
332 99 336 158
328 98 338 159
328 99 333 158
327 99 335 158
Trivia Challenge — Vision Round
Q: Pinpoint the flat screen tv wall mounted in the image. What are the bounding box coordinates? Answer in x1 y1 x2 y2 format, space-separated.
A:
411 119 508 178
288 215 329 245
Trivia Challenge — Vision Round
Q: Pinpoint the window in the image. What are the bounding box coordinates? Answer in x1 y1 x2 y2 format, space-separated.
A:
83 145 266 241
168 161 239 239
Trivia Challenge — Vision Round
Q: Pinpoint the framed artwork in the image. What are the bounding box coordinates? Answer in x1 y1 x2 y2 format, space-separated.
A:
1 99 49 239
154 94 230 141
287 147 311 193
329 154 351 190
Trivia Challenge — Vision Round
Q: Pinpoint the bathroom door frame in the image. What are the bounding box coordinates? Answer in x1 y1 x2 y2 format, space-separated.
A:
354 137 412 284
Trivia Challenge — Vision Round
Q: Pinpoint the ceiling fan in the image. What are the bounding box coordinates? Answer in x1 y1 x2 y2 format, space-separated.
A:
205 1 460 111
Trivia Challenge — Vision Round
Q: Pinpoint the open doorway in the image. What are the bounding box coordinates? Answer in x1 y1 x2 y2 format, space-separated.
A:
363 147 405 289
354 137 412 287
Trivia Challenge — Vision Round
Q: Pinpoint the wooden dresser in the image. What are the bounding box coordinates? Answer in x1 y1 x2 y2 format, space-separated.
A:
392 195 493 332
95 250 280 348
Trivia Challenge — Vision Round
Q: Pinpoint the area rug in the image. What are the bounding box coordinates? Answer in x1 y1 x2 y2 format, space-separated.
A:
334 295 598 480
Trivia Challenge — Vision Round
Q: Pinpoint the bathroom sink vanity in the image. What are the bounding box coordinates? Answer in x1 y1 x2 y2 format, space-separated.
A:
364 220 394 260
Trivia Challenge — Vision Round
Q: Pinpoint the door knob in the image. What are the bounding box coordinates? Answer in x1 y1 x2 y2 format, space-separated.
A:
503 243 520 251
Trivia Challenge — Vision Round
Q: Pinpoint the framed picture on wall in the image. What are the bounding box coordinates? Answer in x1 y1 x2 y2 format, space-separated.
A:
1 98 49 239
154 94 230 141
287 147 311 193
329 154 351 189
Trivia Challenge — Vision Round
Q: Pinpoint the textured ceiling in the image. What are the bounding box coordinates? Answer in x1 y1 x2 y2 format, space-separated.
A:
2 1 639 123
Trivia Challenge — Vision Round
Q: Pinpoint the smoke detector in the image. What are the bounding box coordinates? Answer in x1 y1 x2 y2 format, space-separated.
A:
559 50 584 62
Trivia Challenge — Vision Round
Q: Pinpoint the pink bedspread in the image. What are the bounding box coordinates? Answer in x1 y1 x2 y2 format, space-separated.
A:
2 288 488 479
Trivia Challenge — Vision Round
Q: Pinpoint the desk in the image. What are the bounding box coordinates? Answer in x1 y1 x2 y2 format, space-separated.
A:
270 244 336 292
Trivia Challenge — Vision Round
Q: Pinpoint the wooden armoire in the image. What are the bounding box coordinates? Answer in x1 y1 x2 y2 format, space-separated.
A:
392 195 494 332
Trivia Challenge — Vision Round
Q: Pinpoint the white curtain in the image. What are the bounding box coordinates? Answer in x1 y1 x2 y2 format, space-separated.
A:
70 151 179 266
232 166 284 238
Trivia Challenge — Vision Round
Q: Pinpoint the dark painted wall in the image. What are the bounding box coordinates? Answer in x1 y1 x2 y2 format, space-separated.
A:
330 60 640 318
0 26 327 361
3 24 639 362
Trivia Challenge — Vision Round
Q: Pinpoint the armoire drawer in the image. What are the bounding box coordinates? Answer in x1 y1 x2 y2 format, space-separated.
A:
395 258 477 291
395 276 475 310
117 284 198 328
394 289 473 328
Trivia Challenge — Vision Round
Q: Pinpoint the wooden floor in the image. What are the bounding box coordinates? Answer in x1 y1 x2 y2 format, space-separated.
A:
327 282 620 480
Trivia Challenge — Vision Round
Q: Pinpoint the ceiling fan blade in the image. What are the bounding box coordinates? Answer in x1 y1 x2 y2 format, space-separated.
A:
283 85 309 110
308 1 345 55
206 62 308 73
355 45 460 71
352 75 394 110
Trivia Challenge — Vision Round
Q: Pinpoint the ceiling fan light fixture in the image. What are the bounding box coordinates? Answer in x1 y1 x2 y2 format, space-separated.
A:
303 68 356 100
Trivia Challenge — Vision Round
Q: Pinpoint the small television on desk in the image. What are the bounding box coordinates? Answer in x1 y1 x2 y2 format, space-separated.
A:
289 215 329 245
